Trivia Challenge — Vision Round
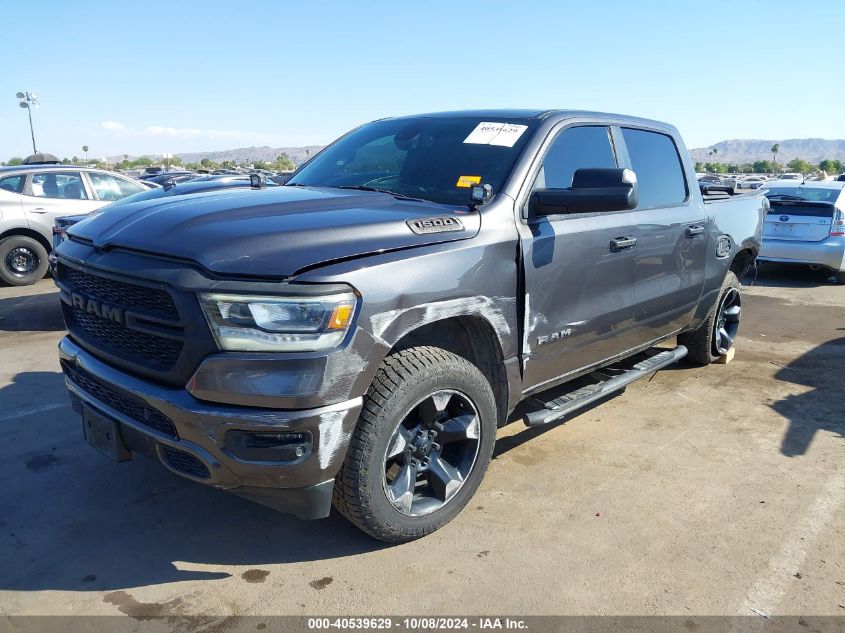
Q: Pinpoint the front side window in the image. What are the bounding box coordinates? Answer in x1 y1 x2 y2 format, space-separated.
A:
88 173 146 201
0 174 26 194
621 128 687 209
533 126 617 190
30 172 88 199
287 116 538 206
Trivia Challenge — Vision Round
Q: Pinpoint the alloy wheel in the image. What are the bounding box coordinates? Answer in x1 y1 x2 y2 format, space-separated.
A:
714 287 741 355
382 389 481 517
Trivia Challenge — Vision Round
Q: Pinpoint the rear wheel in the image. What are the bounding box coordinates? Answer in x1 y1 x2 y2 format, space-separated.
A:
0 236 49 286
679 271 742 365
333 346 496 543
835 270 845 285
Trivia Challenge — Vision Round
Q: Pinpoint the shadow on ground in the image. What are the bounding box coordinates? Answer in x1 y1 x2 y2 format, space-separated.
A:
771 336 845 457
0 370 387 594
0 289 64 332
747 262 840 289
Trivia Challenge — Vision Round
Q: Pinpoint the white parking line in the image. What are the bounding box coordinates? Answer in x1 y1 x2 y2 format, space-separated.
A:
0 402 68 423
738 469 845 616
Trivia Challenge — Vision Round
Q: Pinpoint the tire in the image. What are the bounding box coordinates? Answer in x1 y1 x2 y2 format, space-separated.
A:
678 271 742 365
836 270 845 285
333 346 497 543
0 236 50 287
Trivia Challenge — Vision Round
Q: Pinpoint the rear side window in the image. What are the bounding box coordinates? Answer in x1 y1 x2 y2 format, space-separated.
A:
621 128 687 209
31 172 89 199
0 174 26 193
536 126 617 190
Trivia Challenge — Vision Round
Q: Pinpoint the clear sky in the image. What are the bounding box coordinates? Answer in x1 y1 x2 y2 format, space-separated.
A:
3 0 843 160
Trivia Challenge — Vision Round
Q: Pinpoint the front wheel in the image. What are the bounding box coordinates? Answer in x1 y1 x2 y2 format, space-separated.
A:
679 271 742 365
0 236 50 286
333 346 497 542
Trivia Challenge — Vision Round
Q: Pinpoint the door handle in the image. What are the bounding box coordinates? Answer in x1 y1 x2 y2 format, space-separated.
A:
685 225 705 237
31 208 48 214
610 236 637 251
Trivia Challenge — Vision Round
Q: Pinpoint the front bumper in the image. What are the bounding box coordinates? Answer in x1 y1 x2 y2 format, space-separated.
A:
758 236 845 271
59 336 362 519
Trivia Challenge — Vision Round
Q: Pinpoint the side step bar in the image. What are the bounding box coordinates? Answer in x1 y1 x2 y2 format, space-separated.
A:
523 346 687 427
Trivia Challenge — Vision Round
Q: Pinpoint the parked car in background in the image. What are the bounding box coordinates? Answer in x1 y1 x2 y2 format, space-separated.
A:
0 165 150 285
139 166 165 178
758 181 845 283
778 173 803 181
184 174 281 186
698 173 737 194
139 171 198 186
744 177 767 189
836 174 845 182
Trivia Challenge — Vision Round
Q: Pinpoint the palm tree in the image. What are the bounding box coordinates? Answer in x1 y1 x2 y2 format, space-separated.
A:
771 144 779 173
82 145 89 162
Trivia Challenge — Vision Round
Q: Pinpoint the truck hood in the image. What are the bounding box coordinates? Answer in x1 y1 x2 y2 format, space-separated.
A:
68 186 480 278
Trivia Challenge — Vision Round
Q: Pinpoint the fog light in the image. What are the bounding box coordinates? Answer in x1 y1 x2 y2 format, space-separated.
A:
225 430 312 463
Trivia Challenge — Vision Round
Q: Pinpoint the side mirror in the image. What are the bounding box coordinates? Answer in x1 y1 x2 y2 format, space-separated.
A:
530 168 638 216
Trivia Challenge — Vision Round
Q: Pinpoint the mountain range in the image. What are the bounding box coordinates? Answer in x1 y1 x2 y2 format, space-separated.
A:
689 139 845 164
107 138 845 168
106 145 325 166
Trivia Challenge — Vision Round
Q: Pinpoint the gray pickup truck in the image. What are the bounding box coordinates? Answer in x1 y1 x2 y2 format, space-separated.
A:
55 110 766 542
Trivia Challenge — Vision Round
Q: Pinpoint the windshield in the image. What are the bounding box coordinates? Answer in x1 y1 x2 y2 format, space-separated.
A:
765 187 842 203
287 116 538 205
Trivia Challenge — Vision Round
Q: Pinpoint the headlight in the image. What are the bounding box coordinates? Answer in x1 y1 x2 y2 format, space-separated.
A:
199 291 357 352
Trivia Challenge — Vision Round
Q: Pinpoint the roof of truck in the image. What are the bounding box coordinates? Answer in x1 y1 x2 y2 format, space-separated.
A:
386 109 676 130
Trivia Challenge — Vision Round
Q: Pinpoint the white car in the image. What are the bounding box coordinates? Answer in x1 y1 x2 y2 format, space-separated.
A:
0 165 149 285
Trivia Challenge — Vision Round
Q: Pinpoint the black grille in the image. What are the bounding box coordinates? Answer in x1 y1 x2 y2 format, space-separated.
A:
62 266 179 320
160 446 210 479
60 264 185 372
62 360 178 438
70 306 183 369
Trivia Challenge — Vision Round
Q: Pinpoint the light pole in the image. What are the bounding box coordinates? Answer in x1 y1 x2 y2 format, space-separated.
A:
16 92 38 154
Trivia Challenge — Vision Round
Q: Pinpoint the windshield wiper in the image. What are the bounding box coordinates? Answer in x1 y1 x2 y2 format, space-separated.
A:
334 185 434 204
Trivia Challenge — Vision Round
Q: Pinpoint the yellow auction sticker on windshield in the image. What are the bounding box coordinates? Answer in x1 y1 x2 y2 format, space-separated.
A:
456 175 482 188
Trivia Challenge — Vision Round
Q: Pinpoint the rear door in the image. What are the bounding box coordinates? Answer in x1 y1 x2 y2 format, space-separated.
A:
619 127 707 339
519 124 641 391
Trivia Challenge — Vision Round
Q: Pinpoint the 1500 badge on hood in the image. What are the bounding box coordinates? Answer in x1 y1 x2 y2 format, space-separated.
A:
407 216 465 235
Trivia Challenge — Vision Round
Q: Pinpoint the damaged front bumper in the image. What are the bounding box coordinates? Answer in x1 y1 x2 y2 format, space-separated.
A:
59 336 362 520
